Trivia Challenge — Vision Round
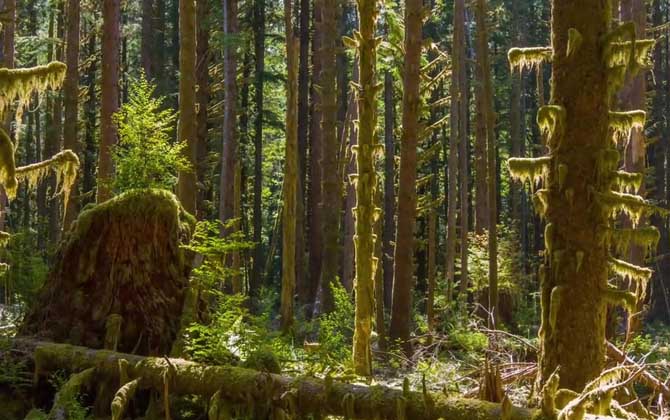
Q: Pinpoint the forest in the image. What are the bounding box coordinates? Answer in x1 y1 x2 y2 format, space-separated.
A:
1 0 670 418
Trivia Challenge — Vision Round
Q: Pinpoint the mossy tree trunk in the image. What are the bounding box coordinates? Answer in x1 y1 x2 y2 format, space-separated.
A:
350 0 379 376
177 0 198 215
196 0 210 220
63 0 80 229
318 0 341 313
281 0 299 333
97 0 120 204
389 0 422 354
382 71 396 312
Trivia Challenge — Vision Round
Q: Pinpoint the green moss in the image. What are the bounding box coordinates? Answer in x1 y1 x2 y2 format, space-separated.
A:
508 47 553 73
537 105 566 144
111 378 139 420
608 110 646 142
0 128 17 199
566 28 583 58
609 226 660 255
0 61 66 114
508 157 551 187
611 170 643 193
608 257 652 284
548 286 564 337
596 190 652 226
603 286 637 313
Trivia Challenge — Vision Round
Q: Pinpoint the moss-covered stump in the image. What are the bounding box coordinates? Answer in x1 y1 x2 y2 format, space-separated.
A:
20 189 196 355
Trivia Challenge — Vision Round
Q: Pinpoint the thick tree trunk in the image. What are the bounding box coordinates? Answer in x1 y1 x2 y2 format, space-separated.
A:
389 0 422 354
63 0 80 229
11 338 576 420
318 0 341 313
538 0 611 391
281 0 299 332
177 0 198 215
196 0 210 220
97 0 120 204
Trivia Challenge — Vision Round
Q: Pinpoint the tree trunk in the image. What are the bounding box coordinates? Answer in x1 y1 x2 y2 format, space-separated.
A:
97 0 120 204
457 3 469 298
281 0 299 332
318 0 341 313
342 72 358 293
196 0 210 220
177 0 198 215
82 22 97 207
141 0 153 79
351 0 379 377
63 0 80 229
383 72 396 312
473 0 498 325
389 0 422 354
250 0 265 297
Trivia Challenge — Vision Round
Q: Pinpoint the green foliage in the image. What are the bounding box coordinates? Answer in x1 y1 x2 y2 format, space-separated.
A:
112 73 189 192
47 370 91 420
467 226 524 297
316 281 355 365
0 338 31 390
2 229 49 310
450 328 489 353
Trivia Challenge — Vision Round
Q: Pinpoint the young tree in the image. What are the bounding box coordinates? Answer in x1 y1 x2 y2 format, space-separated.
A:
389 0 422 354
97 0 120 203
508 0 659 391
177 0 197 215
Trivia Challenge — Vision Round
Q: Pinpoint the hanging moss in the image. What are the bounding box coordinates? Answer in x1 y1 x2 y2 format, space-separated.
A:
608 257 652 283
603 286 637 313
508 156 551 187
15 149 79 213
507 47 553 73
0 128 17 199
608 226 660 256
537 105 566 146
605 40 655 69
608 110 646 142
596 191 654 226
610 170 643 193
566 28 583 58
548 286 564 336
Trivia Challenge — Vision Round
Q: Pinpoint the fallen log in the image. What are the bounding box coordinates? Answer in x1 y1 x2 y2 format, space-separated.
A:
606 341 670 400
11 338 623 420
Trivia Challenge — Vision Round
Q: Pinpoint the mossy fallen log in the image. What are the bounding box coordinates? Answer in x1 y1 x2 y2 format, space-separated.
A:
11 338 624 420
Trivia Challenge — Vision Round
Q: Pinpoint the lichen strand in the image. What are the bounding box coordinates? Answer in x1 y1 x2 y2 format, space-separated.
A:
608 256 652 284
507 47 553 73
508 156 551 187
608 226 660 256
610 170 643 193
596 190 658 226
20 189 196 355
608 110 646 143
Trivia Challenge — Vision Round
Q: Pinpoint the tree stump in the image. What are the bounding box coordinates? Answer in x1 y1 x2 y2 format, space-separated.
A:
20 189 195 356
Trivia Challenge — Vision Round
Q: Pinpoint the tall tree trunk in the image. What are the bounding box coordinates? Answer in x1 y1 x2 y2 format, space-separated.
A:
250 0 265 297
382 71 395 312
457 5 469 298
63 0 80 229
389 0 422 354
196 0 210 219
154 0 166 95
473 0 497 325
0 0 14 232
351 0 379 376
446 0 465 301
141 0 153 78
220 0 239 227
318 0 341 313
342 73 358 293
296 0 310 307
177 0 198 215
308 0 324 314
82 24 97 205
97 0 120 204
281 0 299 332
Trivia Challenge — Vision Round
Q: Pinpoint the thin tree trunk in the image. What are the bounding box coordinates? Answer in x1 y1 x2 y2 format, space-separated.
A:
97 0 120 204
351 0 379 376
196 0 210 220
457 5 469 298
82 23 97 206
250 0 265 297
389 0 422 354
382 71 395 312
141 0 153 78
63 0 80 229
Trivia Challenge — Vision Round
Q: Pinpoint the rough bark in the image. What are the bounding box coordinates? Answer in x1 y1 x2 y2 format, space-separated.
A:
281 0 299 332
389 0 422 354
63 0 80 229
177 0 198 215
10 338 575 420
318 0 341 313
141 0 154 78
195 0 210 220
97 0 120 204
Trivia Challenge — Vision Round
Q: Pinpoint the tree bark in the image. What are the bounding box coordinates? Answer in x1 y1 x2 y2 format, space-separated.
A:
82 23 97 207
62 0 80 229
177 0 198 215
196 0 210 220
389 0 422 354
97 0 120 204
383 72 396 312
141 0 153 79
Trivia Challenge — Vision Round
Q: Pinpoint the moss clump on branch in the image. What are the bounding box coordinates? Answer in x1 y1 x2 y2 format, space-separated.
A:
608 257 652 283
0 61 66 123
596 190 655 226
508 47 553 73
508 156 551 187
603 287 637 313
611 170 643 193
608 110 646 142
605 40 655 69
608 226 660 256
